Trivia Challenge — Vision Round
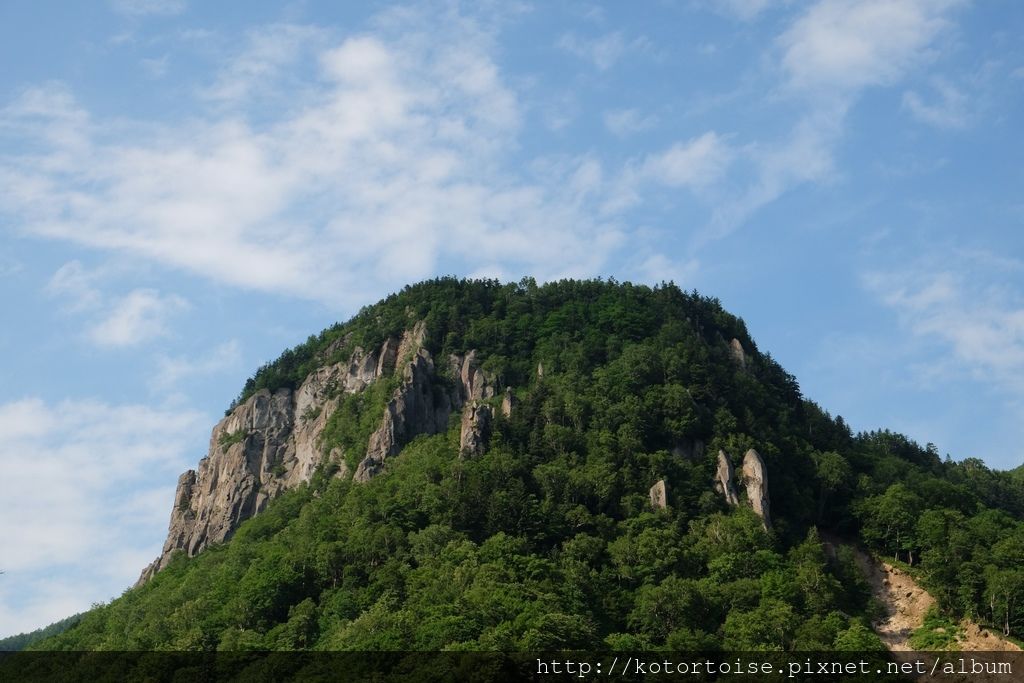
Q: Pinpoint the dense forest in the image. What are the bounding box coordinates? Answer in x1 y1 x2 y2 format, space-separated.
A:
0 613 82 652
28 278 1024 651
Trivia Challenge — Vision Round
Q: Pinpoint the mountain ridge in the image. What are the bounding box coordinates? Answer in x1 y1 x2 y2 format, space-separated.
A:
30 277 1024 651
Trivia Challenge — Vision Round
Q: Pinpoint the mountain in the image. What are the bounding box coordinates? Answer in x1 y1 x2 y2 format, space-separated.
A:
30 278 1024 651
0 613 82 652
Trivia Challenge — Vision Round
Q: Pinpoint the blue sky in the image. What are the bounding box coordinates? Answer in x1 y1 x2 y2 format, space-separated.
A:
1 0 1022 636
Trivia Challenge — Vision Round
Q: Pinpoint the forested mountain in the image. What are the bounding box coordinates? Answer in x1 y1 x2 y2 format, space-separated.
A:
31 278 1024 651
0 614 82 652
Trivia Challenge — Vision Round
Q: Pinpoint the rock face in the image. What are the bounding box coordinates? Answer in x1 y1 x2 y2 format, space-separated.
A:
459 401 492 458
375 336 399 378
650 479 668 510
353 328 501 478
354 348 451 482
741 448 771 529
138 329 410 585
501 389 516 418
450 350 499 459
139 316 508 584
714 450 740 507
729 338 747 369
450 349 496 402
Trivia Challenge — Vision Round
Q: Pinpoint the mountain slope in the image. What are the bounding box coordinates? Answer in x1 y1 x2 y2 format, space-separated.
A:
33 277 1024 651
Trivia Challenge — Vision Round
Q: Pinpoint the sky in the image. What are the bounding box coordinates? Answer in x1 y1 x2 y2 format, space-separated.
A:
1 0 1022 637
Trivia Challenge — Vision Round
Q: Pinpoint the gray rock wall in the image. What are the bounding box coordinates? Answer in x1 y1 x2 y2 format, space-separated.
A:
138 335 404 584
742 448 771 529
714 450 740 507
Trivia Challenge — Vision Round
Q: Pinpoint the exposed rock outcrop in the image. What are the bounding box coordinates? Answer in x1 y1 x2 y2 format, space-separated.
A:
140 317 512 583
650 479 668 510
397 320 428 365
355 348 451 482
138 388 295 584
501 389 516 418
290 347 376 487
729 338 747 369
138 335 401 585
714 450 740 507
375 336 399 378
459 401 493 458
741 448 771 529
449 350 496 403
448 350 500 459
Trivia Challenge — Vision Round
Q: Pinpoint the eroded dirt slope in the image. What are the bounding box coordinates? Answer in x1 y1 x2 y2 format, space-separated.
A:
851 546 1020 652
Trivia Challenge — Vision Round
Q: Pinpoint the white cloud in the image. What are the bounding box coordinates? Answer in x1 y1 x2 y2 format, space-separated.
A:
702 106 841 243
779 0 962 94
558 32 624 70
714 0 774 22
0 397 206 635
556 31 651 71
153 340 242 390
634 253 701 285
0 255 23 277
604 108 658 137
109 0 186 16
640 132 734 189
201 24 326 104
46 260 104 312
902 77 969 128
605 132 734 213
691 0 966 244
45 262 189 348
865 255 1024 391
140 55 169 79
0 8 709 311
88 289 189 347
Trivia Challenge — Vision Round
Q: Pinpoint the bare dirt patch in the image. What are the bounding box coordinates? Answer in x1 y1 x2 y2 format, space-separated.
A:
850 546 1020 653
853 548 934 651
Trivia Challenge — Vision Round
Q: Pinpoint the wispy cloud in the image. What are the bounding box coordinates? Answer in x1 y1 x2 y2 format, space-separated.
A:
639 132 734 189
153 340 241 390
201 24 327 104
45 262 188 348
557 31 652 71
109 0 186 16
604 108 658 137
0 397 205 635
140 55 170 79
713 0 774 22
0 7 725 310
557 32 626 70
703 107 840 244
779 0 962 95
865 252 1024 391
700 0 965 243
902 77 970 128
88 289 189 348
46 260 104 312
0 256 24 278
604 132 734 213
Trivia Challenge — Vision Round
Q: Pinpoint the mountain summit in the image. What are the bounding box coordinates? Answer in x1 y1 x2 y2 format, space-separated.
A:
34 278 1024 650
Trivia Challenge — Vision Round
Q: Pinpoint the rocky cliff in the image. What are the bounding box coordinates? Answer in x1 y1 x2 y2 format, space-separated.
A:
139 321 501 584
714 449 740 506
711 447 771 528
741 448 771 529
140 311 770 585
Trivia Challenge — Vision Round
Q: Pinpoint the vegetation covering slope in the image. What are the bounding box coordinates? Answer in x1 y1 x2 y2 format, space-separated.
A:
0 614 82 652
34 278 1024 650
